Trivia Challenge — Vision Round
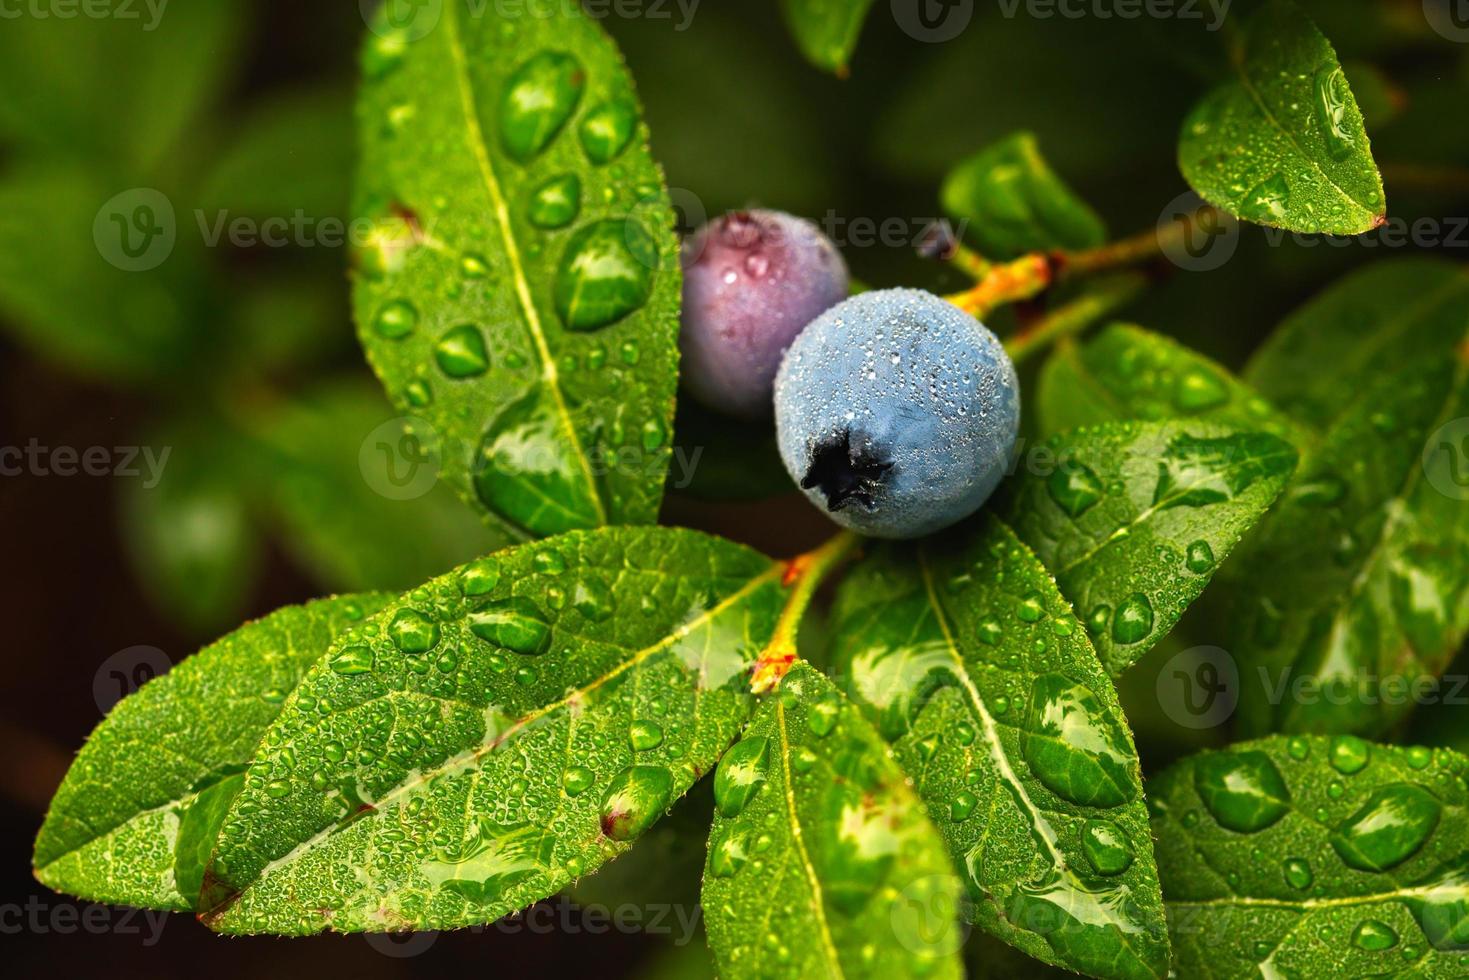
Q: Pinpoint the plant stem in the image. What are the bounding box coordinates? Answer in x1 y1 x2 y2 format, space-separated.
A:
1003 274 1147 365
750 531 862 693
944 205 1220 318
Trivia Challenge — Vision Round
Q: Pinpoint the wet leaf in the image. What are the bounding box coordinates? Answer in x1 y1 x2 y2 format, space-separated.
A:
200 527 784 935
33 594 390 912
779 0 877 74
1178 0 1385 234
1151 736 1469 978
831 515 1170 979
702 663 963 979
942 131 1106 260
353 1 681 539
1001 421 1297 676
1226 261 1469 735
1036 324 1298 441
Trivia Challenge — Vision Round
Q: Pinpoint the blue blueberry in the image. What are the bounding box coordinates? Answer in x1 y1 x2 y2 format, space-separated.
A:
774 288 1020 539
680 210 849 419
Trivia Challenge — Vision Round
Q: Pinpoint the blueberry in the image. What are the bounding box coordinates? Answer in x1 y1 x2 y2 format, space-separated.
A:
680 210 849 419
774 288 1020 539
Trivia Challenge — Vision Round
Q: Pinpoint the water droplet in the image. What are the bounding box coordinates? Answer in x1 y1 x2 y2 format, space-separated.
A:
469 597 553 656
1352 919 1399 951
362 29 407 80
629 720 664 751
791 747 817 773
977 618 1003 645
474 388 602 535
434 324 490 378
1048 461 1105 517
1081 819 1134 876
1329 735 1370 775
1407 746 1433 770
264 779 291 799
1405 860 1469 950
1331 784 1441 872
553 219 657 331
807 697 840 737
1185 540 1215 574
572 578 613 622
714 736 769 817
1017 595 1046 623
1283 856 1313 890
527 174 582 229
460 558 502 597
562 765 595 797
1192 750 1290 833
514 665 538 686
1174 368 1229 412
708 829 749 877
1086 605 1111 636
578 98 636 164
533 548 567 575
389 609 440 654
1240 173 1290 225
599 765 672 841
1314 67 1357 162
950 790 977 822
498 52 585 162
1111 593 1154 645
330 644 375 675
1287 736 1310 761
641 417 666 452
372 299 418 339
404 378 432 407
1021 673 1135 807
461 253 490 279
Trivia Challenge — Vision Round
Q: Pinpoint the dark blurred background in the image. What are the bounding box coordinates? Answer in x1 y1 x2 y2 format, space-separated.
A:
2 0 1466 976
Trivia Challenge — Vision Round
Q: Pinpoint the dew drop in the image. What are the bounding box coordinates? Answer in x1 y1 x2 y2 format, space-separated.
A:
1314 67 1357 162
527 174 582 229
553 219 657 331
372 299 418 340
1331 784 1441 872
1329 735 1370 775
1192 750 1290 833
714 736 770 817
629 720 664 752
434 324 490 378
578 98 637 164
1021 674 1135 807
1111 593 1154 645
498 51 585 163
950 790 977 822
1048 461 1105 518
599 765 673 841
709 829 750 878
330 644 376 675
389 609 440 654
1351 919 1399 952
1081 819 1134 876
807 697 840 737
460 558 502 597
1283 856 1313 890
1185 540 1215 574
469 596 553 656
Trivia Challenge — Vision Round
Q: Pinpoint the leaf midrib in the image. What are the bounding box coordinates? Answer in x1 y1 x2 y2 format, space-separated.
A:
444 2 607 525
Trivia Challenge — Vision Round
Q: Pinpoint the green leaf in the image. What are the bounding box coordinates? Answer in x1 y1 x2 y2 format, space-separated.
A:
941 132 1106 260
243 378 509 594
121 417 261 635
1000 421 1297 676
1244 259 1469 429
831 515 1170 980
1151 736 1469 977
33 594 390 911
702 662 963 979
1036 324 1300 441
200 527 785 934
353 2 681 539
1225 262 1469 736
1178 0 1385 234
779 0 876 74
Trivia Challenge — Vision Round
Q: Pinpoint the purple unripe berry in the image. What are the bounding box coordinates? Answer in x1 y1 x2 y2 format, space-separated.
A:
679 210 849 419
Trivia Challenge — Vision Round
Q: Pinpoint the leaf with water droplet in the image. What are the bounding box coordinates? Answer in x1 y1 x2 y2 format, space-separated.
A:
354 1 681 541
830 515 1169 978
778 0 877 74
1151 736 1469 978
1000 421 1295 676
941 131 1106 260
702 663 962 979
1177 0 1384 234
1037 324 1301 441
199 528 783 934
33 594 391 912
1227 261 1469 735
